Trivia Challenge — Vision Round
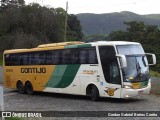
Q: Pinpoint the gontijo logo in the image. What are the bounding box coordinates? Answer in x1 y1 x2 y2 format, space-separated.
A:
21 68 46 73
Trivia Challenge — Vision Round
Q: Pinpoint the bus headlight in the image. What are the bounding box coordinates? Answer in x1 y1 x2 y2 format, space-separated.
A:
123 85 133 89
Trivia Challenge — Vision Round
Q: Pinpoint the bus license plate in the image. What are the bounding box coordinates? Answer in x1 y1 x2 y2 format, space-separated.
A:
138 90 144 94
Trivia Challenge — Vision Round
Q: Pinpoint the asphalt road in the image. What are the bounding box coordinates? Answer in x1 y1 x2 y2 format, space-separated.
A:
3 88 160 111
0 85 160 120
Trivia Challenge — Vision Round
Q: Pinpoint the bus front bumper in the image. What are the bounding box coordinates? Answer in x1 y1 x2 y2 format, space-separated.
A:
121 84 151 98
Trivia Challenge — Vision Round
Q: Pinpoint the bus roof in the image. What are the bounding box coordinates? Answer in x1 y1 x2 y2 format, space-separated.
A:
90 41 140 46
4 41 84 54
37 41 84 48
4 41 140 54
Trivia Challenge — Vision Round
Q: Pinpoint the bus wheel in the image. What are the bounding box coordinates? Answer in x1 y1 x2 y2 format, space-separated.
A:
25 82 34 95
90 85 99 101
17 81 25 94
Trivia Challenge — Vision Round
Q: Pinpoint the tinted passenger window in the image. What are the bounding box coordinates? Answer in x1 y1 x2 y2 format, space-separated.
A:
62 49 72 64
20 53 28 65
89 49 98 64
39 52 45 65
55 51 62 64
5 54 11 66
10 54 20 65
70 49 79 64
79 49 89 64
28 53 36 65
46 51 55 64
5 47 98 66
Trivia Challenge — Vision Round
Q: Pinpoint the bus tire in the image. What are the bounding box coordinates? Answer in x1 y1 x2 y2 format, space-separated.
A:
25 81 34 95
90 85 99 101
17 81 25 94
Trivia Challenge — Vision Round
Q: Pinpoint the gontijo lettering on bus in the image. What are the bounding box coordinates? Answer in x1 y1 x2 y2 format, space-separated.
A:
21 68 46 73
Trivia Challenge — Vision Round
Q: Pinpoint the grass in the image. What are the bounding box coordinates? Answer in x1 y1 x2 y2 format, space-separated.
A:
150 70 160 77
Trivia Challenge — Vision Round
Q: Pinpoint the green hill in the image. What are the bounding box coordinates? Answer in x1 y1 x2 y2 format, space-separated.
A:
143 14 160 20
77 11 160 35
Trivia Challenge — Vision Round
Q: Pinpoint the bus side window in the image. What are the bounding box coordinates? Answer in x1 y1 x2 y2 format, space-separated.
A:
89 48 98 64
39 52 45 65
62 49 71 64
20 53 28 65
55 50 62 64
10 54 20 66
46 51 55 65
28 53 35 65
34 52 39 65
5 54 10 66
71 49 79 64
79 49 89 64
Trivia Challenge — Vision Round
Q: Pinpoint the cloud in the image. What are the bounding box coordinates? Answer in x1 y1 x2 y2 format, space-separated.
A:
25 0 160 15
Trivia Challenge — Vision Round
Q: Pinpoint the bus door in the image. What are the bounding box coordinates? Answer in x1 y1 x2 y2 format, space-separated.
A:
108 60 121 98
99 46 122 98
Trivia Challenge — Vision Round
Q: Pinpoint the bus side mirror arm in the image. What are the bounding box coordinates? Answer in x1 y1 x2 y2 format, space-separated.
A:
116 54 127 68
146 53 156 66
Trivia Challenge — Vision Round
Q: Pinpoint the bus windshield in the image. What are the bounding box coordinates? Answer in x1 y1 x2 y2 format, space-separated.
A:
117 45 150 82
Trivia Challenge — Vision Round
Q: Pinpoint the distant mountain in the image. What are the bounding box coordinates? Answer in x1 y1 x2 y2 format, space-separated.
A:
76 11 160 35
144 14 160 20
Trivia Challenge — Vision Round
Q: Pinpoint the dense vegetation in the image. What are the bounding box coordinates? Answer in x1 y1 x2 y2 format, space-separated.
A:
0 0 83 52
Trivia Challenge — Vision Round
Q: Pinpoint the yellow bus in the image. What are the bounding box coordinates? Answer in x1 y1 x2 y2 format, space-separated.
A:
3 41 156 101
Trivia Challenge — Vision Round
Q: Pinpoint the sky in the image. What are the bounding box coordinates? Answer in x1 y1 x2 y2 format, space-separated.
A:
25 0 160 15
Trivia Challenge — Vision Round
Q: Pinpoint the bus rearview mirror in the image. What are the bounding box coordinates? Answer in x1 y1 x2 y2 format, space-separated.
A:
116 54 127 68
146 53 156 65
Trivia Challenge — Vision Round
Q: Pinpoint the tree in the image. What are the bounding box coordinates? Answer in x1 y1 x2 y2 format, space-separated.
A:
67 14 83 41
109 30 128 41
0 2 83 52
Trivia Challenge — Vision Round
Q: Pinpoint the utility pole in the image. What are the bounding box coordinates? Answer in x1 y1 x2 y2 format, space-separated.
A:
64 1 68 42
